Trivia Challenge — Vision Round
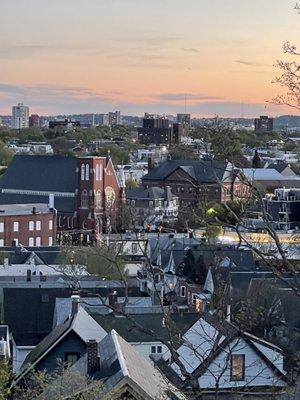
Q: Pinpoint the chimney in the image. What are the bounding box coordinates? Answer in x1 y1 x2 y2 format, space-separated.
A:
148 156 154 172
87 339 99 374
49 194 55 209
108 290 118 308
71 294 80 316
32 207 36 215
165 186 172 205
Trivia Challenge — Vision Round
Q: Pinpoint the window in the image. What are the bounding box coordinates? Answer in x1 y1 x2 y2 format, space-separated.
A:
36 237 41 246
95 190 102 208
13 238 18 246
180 286 186 297
0 239 4 247
48 237 53 246
151 346 156 354
49 220 53 230
81 163 85 181
192 293 197 305
99 164 103 180
36 221 41 231
157 346 162 354
0 222 4 233
29 221 34 231
230 354 245 381
132 243 138 254
81 190 89 208
29 237 34 247
95 164 99 181
85 164 90 181
13 222 19 232
151 345 162 354
64 352 80 367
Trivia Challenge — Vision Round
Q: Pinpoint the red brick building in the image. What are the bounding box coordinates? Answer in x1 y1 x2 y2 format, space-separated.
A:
142 159 249 204
0 155 123 242
0 204 56 247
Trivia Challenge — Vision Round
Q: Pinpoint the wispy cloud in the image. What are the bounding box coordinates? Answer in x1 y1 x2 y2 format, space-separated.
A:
151 92 225 102
182 48 199 53
0 44 78 60
234 59 271 67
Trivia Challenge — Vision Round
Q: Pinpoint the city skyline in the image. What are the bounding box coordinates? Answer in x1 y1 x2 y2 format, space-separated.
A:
0 0 299 117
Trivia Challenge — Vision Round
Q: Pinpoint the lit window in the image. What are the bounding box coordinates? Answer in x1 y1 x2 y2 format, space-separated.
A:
13 222 19 232
0 222 4 233
49 220 53 230
180 286 186 297
85 164 90 181
29 221 34 231
48 237 53 246
81 164 85 181
29 237 34 247
36 237 41 246
36 221 41 231
230 355 245 381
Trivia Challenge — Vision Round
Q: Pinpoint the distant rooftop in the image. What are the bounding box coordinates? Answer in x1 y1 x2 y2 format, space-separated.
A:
0 203 53 216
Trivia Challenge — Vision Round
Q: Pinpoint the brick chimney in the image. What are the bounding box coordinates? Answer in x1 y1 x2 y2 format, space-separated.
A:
87 339 99 374
71 294 80 316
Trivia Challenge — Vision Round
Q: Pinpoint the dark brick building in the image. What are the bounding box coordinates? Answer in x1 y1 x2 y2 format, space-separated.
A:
142 159 249 204
0 155 123 240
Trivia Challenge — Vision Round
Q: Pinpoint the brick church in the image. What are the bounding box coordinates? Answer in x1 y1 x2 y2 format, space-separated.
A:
0 155 124 243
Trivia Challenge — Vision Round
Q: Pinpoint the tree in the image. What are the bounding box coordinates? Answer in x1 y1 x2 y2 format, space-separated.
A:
169 145 198 160
0 141 13 166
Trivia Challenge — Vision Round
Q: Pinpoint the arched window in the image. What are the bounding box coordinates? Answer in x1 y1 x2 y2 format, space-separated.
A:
85 164 90 181
99 164 103 180
81 190 88 208
96 164 99 181
81 164 85 181
95 190 102 208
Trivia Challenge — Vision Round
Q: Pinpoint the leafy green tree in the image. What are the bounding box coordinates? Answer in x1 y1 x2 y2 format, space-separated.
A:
0 141 13 166
169 145 198 160
92 145 129 164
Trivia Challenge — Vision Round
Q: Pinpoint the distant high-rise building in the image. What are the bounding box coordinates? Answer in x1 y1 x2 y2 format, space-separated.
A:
29 114 40 128
99 114 109 127
11 103 29 130
108 111 122 127
138 113 180 145
254 116 273 133
177 113 191 136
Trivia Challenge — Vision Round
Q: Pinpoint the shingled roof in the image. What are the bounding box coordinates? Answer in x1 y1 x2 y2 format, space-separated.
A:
142 159 234 184
0 155 77 193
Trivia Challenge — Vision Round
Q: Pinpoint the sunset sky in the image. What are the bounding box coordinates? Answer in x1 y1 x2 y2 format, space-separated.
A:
0 0 299 117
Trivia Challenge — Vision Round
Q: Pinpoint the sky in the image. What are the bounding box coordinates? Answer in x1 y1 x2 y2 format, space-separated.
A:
0 0 299 117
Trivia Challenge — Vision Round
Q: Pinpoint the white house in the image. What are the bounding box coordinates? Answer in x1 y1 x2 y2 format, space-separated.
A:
160 313 289 396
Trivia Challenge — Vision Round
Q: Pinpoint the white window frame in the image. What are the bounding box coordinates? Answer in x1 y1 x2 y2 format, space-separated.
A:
13 222 19 232
49 220 53 230
0 239 4 247
29 237 34 247
48 237 53 246
36 221 41 231
36 237 41 246
29 221 34 231
0 222 4 233
85 164 90 181
81 164 85 181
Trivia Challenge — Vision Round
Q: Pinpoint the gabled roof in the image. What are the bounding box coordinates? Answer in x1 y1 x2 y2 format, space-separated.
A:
160 313 288 388
142 159 233 184
0 155 77 193
16 307 107 383
99 330 186 400
266 163 296 175
126 186 177 200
